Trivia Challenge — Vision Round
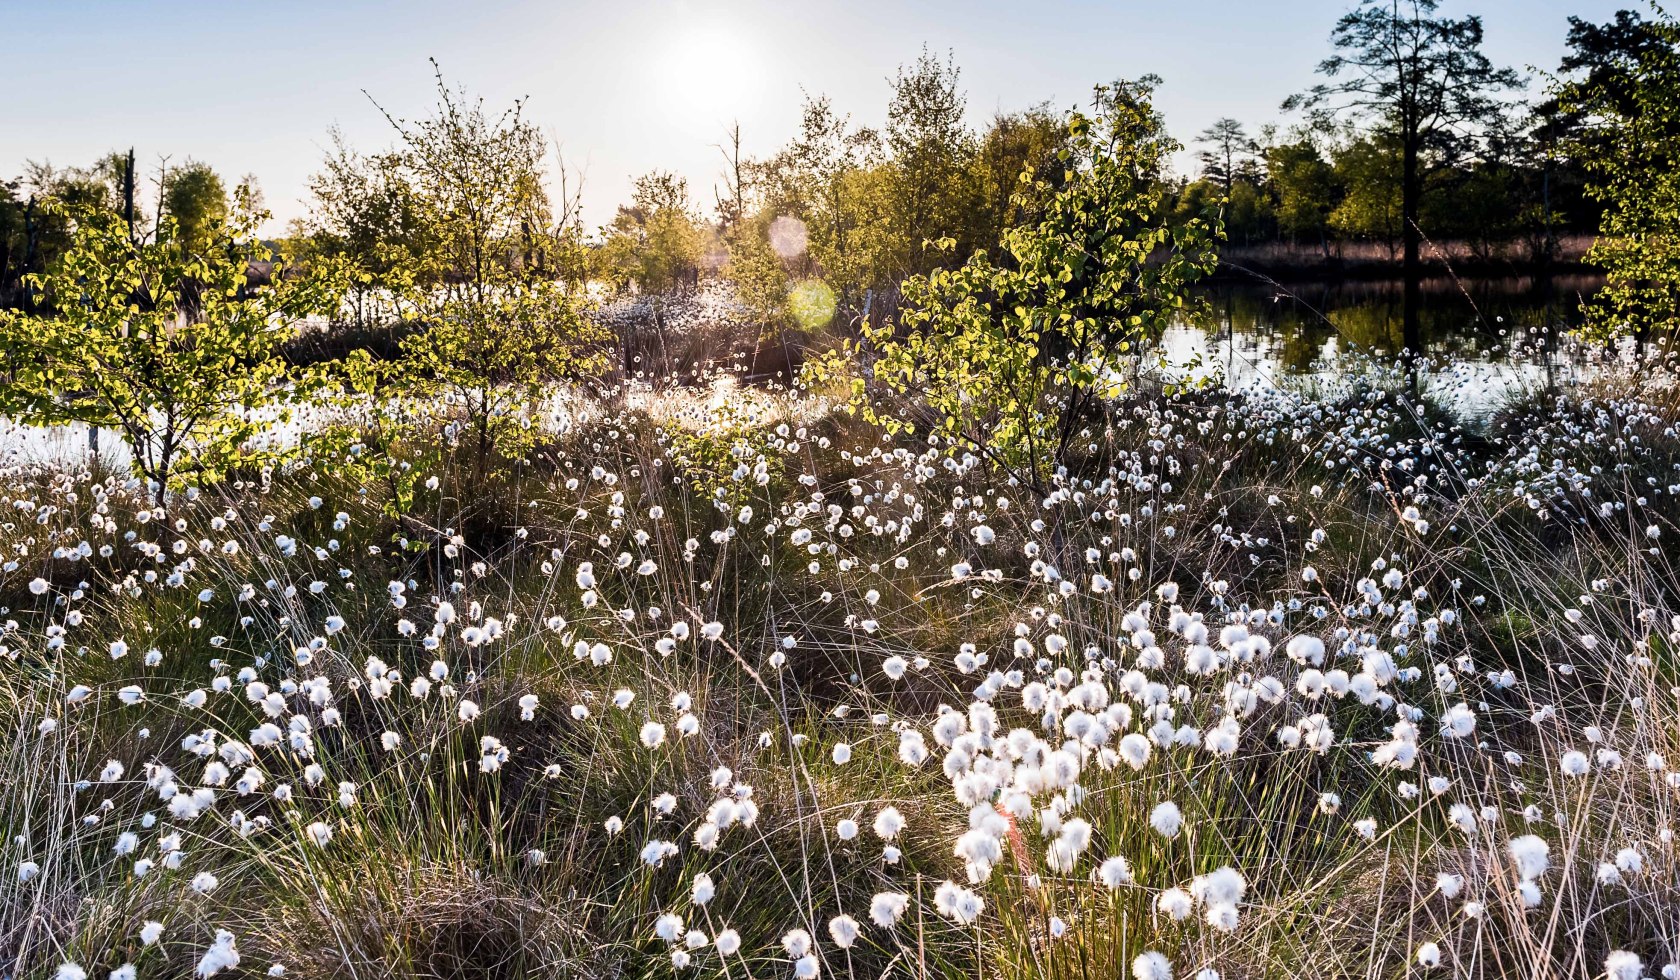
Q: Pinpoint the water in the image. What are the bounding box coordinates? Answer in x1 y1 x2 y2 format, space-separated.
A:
0 419 124 468
0 275 1632 469
1163 274 1614 419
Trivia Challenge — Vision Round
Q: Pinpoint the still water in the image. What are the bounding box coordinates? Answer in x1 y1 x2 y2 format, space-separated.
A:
0 275 1629 468
1164 274 1613 419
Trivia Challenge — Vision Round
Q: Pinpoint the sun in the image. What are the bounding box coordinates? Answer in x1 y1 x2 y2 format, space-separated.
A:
652 24 764 120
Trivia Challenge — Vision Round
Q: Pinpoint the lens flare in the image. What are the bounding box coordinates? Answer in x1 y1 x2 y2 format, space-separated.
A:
768 216 809 259
788 279 836 330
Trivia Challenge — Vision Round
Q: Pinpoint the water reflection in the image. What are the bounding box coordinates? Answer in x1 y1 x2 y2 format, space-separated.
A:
0 419 129 469
0 276 1640 470
1163 275 1612 418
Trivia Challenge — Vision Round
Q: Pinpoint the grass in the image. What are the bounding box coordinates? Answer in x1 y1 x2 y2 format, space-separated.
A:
2 354 1678 979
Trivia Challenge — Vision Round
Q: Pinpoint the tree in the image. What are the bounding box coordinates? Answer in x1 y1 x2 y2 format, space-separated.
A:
304 128 436 329
1534 10 1675 270
325 64 610 483
397 279 602 481
881 48 979 279
161 161 229 253
714 123 751 237
1286 0 1522 357
968 105 1073 250
1330 133 1405 257
722 212 791 331
1555 10 1680 341
369 68 556 293
754 94 885 320
1197 118 1258 195
1223 179 1277 246
602 170 705 298
0 201 339 503
1541 10 1672 137
712 125 794 335
1428 119 1527 263
830 79 1221 492
600 170 708 374
1265 134 1339 257
10 159 125 298
0 180 27 305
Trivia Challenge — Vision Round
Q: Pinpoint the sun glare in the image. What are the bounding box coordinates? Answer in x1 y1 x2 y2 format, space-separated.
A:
654 25 763 119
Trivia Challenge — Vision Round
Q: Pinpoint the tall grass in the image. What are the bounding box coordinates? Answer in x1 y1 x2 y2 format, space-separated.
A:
2 356 1677 979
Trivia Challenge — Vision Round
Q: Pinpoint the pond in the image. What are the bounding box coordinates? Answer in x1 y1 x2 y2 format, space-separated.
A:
1164 274 1619 419
0 275 1642 471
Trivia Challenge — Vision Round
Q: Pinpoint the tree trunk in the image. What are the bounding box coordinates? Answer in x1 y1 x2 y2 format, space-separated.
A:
123 148 137 242
1539 159 1555 273
23 196 38 312
1401 131 1423 388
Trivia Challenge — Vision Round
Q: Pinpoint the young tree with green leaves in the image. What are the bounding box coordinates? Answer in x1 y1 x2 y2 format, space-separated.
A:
348 66 611 480
827 79 1222 493
881 48 979 280
397 280 602 482
0 201 340 503
161 161 229 253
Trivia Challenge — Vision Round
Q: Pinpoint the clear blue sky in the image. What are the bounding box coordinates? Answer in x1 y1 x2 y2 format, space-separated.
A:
1 0 1631 232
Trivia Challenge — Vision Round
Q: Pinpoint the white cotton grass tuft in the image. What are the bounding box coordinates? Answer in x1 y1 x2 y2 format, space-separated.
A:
690 872 716 905
1508 834 1550 881
639 722 667 749
196 930 240 977
1605 951 1643 980
1149 801 1183 838
828 914 861 948
1416 941 1442 968
870 892 910 927
1156 887 1193 921
1132 951 1173 980
781 929 813 957
1098 855 1132 889
933 880 984 924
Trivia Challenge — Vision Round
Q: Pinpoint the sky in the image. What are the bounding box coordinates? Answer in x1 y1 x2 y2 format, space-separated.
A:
1 0 1633 234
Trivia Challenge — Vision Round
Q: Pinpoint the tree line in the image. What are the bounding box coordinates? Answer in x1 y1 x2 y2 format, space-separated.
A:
4 7 1671 321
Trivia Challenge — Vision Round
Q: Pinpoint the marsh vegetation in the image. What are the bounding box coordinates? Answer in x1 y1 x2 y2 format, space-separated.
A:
4 4 1680 979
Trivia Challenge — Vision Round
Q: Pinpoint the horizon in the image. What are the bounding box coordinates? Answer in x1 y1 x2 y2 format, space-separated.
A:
3 0 1631 234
